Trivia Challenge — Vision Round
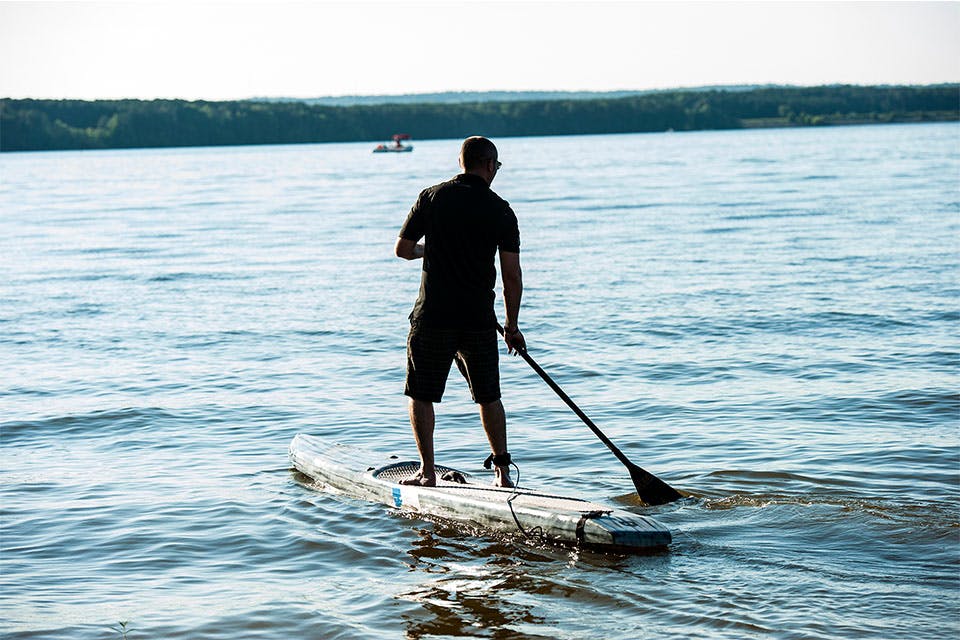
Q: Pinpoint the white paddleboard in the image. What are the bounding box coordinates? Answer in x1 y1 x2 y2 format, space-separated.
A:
290 433 671 552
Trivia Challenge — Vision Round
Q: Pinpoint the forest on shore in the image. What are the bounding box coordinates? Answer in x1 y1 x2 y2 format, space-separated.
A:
1 85 956 152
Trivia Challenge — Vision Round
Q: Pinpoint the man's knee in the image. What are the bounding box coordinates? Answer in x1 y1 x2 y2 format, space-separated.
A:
410 397 434 410
479 399 505 423
479 398 503 411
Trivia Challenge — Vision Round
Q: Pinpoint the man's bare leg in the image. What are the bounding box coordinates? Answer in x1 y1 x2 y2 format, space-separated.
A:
479 399 514 488
400 397 437 486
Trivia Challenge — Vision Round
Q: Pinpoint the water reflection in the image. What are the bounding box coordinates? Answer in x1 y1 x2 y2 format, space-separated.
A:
399 527 557 638
396 521 666 638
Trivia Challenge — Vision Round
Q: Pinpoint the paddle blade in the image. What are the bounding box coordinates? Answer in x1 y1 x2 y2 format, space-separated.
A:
629 464 684 506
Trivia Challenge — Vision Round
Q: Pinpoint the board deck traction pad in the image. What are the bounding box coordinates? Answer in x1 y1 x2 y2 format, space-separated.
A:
290 433 671 551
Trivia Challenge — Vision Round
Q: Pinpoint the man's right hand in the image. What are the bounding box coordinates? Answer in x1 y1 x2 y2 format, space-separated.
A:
504 327 526 355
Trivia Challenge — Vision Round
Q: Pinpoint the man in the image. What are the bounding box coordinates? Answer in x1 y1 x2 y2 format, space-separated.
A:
394 136 525 488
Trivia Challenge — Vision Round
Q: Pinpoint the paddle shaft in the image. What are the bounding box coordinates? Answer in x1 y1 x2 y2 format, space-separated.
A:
496 324 683 505
500 331 633 468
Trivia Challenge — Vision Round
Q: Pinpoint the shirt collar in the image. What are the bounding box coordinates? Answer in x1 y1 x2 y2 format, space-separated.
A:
455 173 489 188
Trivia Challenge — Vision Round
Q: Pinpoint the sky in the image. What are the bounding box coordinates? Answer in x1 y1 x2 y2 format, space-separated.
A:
0 0 957 100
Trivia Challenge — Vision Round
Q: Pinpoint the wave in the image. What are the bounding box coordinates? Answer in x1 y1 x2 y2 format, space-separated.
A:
1 407 188 443
793 388 960 425
654 310 921 338
722 208 827 221
147 272 251 283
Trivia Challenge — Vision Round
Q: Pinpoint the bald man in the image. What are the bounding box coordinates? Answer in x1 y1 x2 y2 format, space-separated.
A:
394 136 525 488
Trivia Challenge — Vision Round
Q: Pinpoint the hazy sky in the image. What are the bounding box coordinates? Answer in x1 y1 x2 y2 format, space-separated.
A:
1 1 957 100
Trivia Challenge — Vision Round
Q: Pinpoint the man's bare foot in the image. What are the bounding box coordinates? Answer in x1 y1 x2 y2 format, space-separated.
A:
494 466 514 488
398 470 436 487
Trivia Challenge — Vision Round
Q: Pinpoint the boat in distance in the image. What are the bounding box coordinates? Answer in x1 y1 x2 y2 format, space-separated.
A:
289 433 672 552
373 133 413 152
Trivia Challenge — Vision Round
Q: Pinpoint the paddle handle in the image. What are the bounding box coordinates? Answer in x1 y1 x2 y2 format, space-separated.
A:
496 324 634 469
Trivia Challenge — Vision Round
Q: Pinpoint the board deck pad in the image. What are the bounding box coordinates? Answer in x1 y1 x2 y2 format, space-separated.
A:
372 462 466 484
290 433 671 552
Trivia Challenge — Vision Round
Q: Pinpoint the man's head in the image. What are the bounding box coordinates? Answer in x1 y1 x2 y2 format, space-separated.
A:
459 136 500 184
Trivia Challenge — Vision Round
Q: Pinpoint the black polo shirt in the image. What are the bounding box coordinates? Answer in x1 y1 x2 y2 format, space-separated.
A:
399 173 520 329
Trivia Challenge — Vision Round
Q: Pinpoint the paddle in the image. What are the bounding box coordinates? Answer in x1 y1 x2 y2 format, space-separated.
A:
497 324 683 506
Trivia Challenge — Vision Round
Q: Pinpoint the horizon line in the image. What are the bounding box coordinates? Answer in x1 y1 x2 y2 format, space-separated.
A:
4 82 959 103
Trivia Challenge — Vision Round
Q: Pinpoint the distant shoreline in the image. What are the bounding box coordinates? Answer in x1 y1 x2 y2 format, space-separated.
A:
2 85 957 153
740 111 957 128
3 118 957 155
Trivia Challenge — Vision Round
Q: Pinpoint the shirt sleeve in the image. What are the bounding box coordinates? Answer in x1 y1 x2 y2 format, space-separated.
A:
497 204 521 253
399 190 428 242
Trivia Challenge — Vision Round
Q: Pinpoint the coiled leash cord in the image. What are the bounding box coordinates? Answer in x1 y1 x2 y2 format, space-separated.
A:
484 452 545 540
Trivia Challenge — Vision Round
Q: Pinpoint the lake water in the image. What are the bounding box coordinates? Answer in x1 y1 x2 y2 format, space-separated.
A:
2 123 958 639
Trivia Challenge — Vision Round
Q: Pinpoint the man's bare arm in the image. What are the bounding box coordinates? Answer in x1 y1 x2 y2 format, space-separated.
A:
395 237 424 260
499 250 522 327
499 250 525 353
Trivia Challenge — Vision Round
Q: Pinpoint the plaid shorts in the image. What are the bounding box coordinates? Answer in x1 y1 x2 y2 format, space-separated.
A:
405 323 501 404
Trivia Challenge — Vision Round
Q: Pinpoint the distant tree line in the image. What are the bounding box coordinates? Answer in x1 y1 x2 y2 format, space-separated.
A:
1 85 956 152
